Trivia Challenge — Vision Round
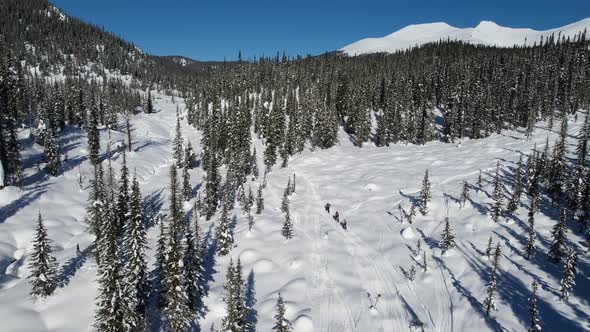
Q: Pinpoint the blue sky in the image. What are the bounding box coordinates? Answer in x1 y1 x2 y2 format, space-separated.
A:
51 0 590 61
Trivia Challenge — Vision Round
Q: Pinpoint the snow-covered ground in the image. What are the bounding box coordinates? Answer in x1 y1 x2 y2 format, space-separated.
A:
341 17 590 55
0 92 588 331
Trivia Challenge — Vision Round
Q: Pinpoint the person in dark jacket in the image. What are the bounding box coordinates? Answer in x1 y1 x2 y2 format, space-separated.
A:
325 203 331 213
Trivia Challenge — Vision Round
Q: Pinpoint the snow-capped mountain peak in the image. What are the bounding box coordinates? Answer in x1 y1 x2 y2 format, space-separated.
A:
341 18 590 55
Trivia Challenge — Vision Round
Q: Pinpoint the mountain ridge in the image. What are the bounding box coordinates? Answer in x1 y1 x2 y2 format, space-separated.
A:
341 17 590 55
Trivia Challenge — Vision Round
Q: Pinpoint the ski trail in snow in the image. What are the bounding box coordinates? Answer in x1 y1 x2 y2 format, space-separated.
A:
300 173 415 332
296 175 358 332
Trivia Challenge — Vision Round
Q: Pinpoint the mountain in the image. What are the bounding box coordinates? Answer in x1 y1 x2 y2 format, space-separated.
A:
341 17 590 55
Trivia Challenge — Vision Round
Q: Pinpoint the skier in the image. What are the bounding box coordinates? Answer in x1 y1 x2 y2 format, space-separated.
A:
334 211 339 223
325 203 331 213
341 218 348 230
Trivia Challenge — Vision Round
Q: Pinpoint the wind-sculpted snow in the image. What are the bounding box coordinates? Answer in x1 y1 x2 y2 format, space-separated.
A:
0 91 588 331
341 17 590 55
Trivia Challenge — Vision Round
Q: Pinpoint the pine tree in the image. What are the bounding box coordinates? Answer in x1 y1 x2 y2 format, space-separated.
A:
28 213 58 298
548 207 568 263
418 170 431 215
282 206 293 240
525 194 539 260
460 180 470 208
155 219 167 308
250 148 259 180
216 200 233 256
477 170 483 190
221 259 249 332
173 110 184 168
485 236 494 259
483 244 501 315
116 149 130 234
87 102 101 166
491 161 504 223
205 153 220 220
256 184 264 214
162 231 193 331
528 280 541 332
281 180 290 213
168 165 182 235
44 129 61 176
184 204 204 311
182 162 192 201
408 265 416 282
507 156 523 214
146 89 154 114
291 174 296 194
185 141 196 169
559 249 578 301
246 185 254 231
272 293 292 332
422 251 427 272
440 217 456 250
123 174 148 326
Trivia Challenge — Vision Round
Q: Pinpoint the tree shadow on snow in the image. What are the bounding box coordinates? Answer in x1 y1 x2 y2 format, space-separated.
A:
245 270 258 332
57 244 93 288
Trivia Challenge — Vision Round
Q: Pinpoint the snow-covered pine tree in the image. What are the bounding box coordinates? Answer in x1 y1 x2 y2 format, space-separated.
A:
173 110 184 168
256 184 264 214
182 161 192 201
408 265 416 282
291 173 296 194
184 204 204 311
155 219 167 309
548 207 568 263
506 156 523 214
282 205 293 240
485 236 494 259
559 248 578 301
162 229 193 331
216 199 233 256
28 212 58 298
418 169 431 215
116 149 130 234
146 89 154 114
491 161 504 223
168 165 182 237
422 251 427 272
528 280 541 332
185 141 196 169
460 180 470 208
205 152 221 220
272 293 292 332
548 116 568 198
525 193 539 260
123 174 148 326
281 180 290 213
250 148 259 180
440 217 456 250
483 244 502 315
477 170 483 190
87 102 101 166
246 185 254 232
44 128 61 176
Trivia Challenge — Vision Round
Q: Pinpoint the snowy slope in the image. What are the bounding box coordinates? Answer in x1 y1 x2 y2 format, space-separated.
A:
341 17 590 55
0 90 589 331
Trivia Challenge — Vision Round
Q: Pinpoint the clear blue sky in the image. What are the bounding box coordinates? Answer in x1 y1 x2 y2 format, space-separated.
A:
51 0 590 61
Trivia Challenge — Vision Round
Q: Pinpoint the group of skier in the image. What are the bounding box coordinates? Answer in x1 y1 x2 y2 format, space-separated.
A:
324 203 347 230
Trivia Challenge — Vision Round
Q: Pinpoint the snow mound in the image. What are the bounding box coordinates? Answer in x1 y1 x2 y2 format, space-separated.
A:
341 17 590 55
401 226 416 240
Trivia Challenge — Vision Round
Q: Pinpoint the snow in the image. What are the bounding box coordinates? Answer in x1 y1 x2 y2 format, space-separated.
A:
0 88 588 331
341 17 590 55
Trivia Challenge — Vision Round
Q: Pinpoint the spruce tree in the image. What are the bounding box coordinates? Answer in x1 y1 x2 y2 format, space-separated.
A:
44 129 61 176
184 206 204 312
418 170 431 215
281 181 290 213
205 153 220 220
483 244 501 315
291 174 296 194
246 185 254 231
146 89 154 114
87 102 101 166
28 213 58 298
216 200 233 256
477 170 483 190
182 161 192 201
528 280 541 332
123 174 148 326
485 236 494 259
256 184 264 214
525 194 539 260
440 217 456 250
282 206 293 240
506 156 523 214
548 208 568 263
272 293 292 332
491 161 504 223
116 149 130 234
173 110 184 168
460 180 470 208
162 232 193 331
559 249 578 301
185 141 196 169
